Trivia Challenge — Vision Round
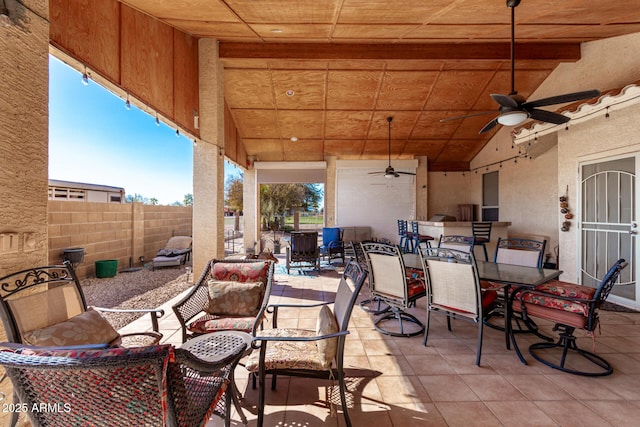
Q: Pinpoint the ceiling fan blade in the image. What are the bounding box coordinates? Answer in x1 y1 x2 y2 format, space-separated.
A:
479 118 499 134
440 110 496 122
396 171 416 176
491 94 519 108
528 109 570 124
523 89 601 108
368 171 384 175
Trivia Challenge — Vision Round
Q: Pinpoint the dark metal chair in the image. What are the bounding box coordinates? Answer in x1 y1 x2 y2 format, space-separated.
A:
285 231 320 274
362 242 426 337
245 260 368 427
437 234 475 253
0 342 245 427
397 219 410 253
513 258 628 376
410 220 434 253
471 222 492 261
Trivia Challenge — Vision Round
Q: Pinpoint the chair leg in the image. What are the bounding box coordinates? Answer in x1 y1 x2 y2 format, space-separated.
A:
336 359 352 427
476 320 484 366
423 310 431 346
481 243 488 261
257 346 267 427
375 307 425 337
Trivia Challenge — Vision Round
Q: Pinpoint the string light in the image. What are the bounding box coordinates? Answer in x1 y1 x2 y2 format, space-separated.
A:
175 128 180 137
193 139 197 147
565 123 569 131
81 66 89 86
125 94 131 110
605 106 610 118
155 113 160 126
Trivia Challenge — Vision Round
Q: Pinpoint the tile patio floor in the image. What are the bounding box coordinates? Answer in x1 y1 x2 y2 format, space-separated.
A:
122 262 640 426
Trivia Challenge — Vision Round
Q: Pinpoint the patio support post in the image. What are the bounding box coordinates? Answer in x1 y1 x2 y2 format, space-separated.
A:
243 167 259 254
325 156 337 226
193 39 226 274
416 156 429 220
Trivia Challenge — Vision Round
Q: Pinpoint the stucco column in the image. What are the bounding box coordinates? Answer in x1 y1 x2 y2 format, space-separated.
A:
416 156 429 220
243 167 258 254
324 156 337 226
0 8 49 275
194 39 225 274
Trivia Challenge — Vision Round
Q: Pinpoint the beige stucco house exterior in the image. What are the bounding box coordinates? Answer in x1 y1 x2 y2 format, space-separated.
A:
2 4 640 304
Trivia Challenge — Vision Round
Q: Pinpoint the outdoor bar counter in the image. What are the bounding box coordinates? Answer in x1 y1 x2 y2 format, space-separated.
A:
416 220 511 260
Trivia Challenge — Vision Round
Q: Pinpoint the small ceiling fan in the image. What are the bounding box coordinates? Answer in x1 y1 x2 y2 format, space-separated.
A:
442 0 601 134
369 116 416 179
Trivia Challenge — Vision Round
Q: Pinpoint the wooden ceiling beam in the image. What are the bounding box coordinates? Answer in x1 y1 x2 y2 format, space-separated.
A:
219 42 581 61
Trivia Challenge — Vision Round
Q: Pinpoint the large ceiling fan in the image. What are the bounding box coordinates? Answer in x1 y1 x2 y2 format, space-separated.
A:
369 116 416 179
443 0 601 134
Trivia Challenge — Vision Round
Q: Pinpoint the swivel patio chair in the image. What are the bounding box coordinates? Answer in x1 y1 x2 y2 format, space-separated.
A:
245 260 367 427
420 247 498 366
512 258 627 376
483 237 548 335
0 342 245 427
285 231 320 274
362 242 426 337
437 234 475 254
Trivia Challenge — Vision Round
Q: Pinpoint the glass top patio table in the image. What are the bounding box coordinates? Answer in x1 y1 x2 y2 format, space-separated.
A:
476 261 562 286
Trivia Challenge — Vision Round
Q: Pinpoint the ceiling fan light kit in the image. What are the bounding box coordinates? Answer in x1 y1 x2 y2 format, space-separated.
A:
497 110 529 126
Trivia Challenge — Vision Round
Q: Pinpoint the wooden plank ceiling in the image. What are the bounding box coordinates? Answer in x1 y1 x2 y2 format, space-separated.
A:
64 1 640 171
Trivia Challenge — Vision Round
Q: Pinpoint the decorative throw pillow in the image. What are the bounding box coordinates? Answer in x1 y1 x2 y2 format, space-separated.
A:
205 280 263 316
21 308 120 347
316 305 339 368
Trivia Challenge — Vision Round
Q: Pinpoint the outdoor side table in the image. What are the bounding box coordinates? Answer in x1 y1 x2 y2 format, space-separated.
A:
180 330 253 425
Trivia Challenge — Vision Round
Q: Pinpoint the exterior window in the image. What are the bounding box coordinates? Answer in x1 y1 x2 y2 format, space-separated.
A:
482 171 499 221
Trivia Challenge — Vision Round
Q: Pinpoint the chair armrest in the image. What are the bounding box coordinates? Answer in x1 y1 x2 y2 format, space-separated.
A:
0 342 110 351
251 330 349 350
268 301 332 328
92 306 164 332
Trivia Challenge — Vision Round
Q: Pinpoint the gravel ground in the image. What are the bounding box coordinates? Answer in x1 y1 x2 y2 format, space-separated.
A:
81 265 195 330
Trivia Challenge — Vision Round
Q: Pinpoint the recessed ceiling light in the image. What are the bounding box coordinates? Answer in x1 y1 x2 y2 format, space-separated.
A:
290 136 298 142
285 89 295 97
270 29 284 33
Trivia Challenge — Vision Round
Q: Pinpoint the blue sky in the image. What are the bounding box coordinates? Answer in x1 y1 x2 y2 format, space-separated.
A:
49 56 242 205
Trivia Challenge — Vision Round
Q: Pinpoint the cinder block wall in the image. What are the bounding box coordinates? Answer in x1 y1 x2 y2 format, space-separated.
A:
48 202 192 278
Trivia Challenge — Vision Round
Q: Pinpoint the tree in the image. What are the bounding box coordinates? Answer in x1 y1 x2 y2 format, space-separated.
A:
183 193 193 206
125 193 147 204
260 183 316 230
225 174 243 213
149 197 158 205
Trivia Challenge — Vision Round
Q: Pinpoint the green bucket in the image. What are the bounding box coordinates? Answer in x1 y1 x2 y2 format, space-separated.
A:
95 260 118 278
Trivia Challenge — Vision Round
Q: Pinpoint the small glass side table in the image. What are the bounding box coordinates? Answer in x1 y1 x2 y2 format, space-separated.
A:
180 330 253 425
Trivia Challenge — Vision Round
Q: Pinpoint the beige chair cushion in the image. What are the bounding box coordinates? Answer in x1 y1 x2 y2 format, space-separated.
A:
205 280 263 316
21 308 120 347
164 236 192 251
316 305 339 368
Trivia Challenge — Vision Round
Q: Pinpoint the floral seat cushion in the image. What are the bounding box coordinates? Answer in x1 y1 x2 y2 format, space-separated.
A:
188 314 257 334
517 281 596 317
244 329 330 373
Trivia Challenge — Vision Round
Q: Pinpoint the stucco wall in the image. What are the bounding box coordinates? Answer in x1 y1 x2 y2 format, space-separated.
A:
0 3 50 278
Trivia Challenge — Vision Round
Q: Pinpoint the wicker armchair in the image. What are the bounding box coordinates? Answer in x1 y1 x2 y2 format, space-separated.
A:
172 259 275 343
0 261 164 348
0 342 245 427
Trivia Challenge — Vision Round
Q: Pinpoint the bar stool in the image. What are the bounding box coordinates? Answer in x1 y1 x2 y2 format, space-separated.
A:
410 221 434 253
397 219 411 253
471 222 492 261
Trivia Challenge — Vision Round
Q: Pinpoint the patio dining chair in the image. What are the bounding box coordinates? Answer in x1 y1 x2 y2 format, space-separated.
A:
0 342 245 427
362 242 426 337
512 258 627 376
471 222 492 261
420 247 498 366
319 226 345 265
245 260 367 427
